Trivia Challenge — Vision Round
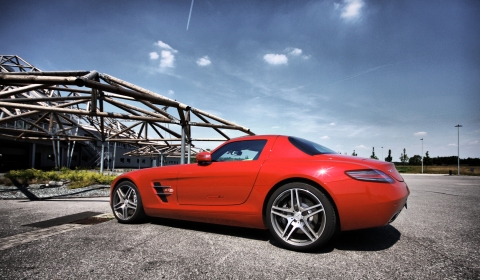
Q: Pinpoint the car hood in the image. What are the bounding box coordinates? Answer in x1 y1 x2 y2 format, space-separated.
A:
315 154 405 182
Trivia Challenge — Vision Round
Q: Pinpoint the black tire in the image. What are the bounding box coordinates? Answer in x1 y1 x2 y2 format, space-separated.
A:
111 181 146 223
266 182 336 251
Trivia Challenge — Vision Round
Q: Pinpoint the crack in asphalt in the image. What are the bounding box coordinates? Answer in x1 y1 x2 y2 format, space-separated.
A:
415 190 464 197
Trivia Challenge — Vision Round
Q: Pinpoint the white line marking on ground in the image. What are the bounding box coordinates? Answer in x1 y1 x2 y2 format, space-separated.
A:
0 223 89 251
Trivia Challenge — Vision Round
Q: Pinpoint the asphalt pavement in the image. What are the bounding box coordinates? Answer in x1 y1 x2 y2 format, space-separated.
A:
0 174 479 279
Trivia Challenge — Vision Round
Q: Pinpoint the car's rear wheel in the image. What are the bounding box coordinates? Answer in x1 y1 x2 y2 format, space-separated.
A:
112 181 146 223
266 182 336 251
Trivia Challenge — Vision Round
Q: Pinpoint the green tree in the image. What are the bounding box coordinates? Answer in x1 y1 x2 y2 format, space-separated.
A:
352 150 357 156
409 155 422 165
370 147 378 160
424 151 432 168
385 149 393 162
400 148 409 165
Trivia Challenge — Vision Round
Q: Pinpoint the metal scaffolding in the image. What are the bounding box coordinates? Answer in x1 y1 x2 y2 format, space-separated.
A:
0 55 254 171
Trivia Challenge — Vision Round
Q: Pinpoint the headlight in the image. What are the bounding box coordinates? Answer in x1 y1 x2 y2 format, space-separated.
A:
345 169 395 183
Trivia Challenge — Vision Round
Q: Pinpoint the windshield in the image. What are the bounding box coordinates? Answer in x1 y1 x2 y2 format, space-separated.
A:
288 136 336 156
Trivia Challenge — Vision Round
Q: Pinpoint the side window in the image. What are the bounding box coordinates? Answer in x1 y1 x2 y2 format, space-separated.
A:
212 140 267 162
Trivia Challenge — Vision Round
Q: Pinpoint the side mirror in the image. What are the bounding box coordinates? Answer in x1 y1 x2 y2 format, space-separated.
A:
196 152 212 165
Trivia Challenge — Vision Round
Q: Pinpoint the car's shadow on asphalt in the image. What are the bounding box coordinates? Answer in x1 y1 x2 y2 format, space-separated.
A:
147 217 401 253
148 217 271 241
329 225 401 252
267 226 401 253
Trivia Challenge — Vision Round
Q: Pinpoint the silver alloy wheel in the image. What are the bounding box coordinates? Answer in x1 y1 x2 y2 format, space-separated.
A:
113 184 138 221
270 188 326 247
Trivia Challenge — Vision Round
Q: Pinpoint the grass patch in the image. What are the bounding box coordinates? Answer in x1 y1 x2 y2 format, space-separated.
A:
395 165 480 176
3 168 117 189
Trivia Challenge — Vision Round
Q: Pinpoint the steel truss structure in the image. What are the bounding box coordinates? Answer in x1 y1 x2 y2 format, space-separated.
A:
0 55 254 171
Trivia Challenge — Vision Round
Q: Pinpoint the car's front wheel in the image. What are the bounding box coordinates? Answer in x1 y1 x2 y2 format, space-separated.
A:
266 182 336 251
112 181 146 223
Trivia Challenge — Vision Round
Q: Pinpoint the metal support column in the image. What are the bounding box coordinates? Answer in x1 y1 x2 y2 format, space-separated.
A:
107 142 110 170
112 142 117 172
69 141 76 168
51 139 56 167
57 138 61 169
52 137 58 169
100 142 105 173
31 143 36 168
180 126 185 164
68 127 78 168
67 142 71 168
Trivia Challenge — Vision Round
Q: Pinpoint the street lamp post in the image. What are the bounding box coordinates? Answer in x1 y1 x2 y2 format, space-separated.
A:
381 147 384 161
455 124 462 175
420 138 423 174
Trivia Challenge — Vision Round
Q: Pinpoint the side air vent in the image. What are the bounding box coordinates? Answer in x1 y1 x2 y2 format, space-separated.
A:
153 182 174 203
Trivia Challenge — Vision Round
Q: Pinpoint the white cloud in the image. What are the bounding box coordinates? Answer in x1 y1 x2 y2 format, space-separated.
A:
355 144 368 149
285 48 310 60
341 0 364 20
329 122 336 126
155 40 178 53
167 90 174 95
150 40 178 70
160 50 175 68
320 135 330 140
414 132 427 137
149 52 159 60
469 140 479 145
288 48 302 56
264 54 288 65
448 143 457 147
196 56 211 66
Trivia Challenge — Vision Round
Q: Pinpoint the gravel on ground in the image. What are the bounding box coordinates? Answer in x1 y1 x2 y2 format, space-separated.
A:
0 184 110 199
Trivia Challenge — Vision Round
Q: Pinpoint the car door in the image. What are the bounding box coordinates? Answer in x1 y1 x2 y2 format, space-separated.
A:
177 139 268 205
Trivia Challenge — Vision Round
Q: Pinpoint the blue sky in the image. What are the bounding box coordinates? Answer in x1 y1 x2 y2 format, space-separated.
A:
2 0 479 159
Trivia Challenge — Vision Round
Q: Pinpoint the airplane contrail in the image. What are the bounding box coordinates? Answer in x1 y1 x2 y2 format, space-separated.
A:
329 63 394 86
187 0 195 30
328 56 423 87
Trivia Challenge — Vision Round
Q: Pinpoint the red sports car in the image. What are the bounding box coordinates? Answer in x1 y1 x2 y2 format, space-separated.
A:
110 135 409 251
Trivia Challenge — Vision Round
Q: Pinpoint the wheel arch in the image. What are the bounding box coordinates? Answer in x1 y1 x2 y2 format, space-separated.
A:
114 177 136 187
261 177 341 231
